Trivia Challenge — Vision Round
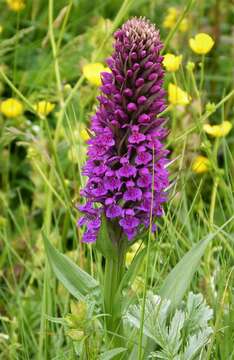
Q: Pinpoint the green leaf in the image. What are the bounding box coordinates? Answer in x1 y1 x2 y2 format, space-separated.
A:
96 214 117 259
159 233 213 309
99 347 127 360
43 233 99 300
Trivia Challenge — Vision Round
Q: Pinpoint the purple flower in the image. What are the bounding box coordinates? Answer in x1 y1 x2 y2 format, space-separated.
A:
124 186 142 202
135 146 152 165
129 126 146 144
103 170 121 191
117 160 137 178
119 215 140 230
106 204 123 219
78 17 169 243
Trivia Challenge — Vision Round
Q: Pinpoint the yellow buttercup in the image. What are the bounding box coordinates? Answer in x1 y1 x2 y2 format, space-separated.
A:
192 156 210 174
203 121 232 138
179 18 189 33
163 7 178 29
83 63 110 87
0 98 24 118
163 54 182 72
163 7 189 32
33 101 55 116
168 83 191 106
189 33 214 55
7 0 25 11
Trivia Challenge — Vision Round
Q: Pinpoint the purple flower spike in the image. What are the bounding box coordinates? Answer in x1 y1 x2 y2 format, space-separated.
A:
78 17 169 243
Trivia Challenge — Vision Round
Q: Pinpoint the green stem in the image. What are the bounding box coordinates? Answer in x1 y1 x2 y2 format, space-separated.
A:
199 54 205 92
209 138 220 227
209 178 219 227
189 67 200 99
104 250 125 349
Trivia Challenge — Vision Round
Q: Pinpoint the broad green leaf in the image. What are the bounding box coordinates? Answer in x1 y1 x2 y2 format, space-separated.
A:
159 233 213 309
96 214 117 259
43 233 98 300
99 347 127 360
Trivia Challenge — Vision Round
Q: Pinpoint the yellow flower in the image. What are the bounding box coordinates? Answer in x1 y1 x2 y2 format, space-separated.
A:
163 53 182 72
0 98 24 118
82 63 110 87
0 25 3 34
192 156 210 174
179 18 189 32
163 7 178 29
80 128 90 141
7 0 25 11
189 33 214 55
33 101 55 116
168 83 191 106
203 121 232 138
163 8 188 32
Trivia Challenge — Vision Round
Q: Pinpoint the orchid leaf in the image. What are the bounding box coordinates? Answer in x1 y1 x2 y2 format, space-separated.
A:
159 233 213 309
43 233 98 300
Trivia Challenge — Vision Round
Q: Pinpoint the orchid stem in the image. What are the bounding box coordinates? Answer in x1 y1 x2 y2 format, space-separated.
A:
104 248 125 350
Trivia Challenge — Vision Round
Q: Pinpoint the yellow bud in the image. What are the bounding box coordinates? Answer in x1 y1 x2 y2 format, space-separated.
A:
186 61 195 72
192 156 210 174
27 147 39 160
64 83 72 95
64 179 70 187
33 101 55 116
203 121 232 138
0 98 24 118
163 53 182 72
205 102 216 114
168 83 191 106
189 33 214 55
